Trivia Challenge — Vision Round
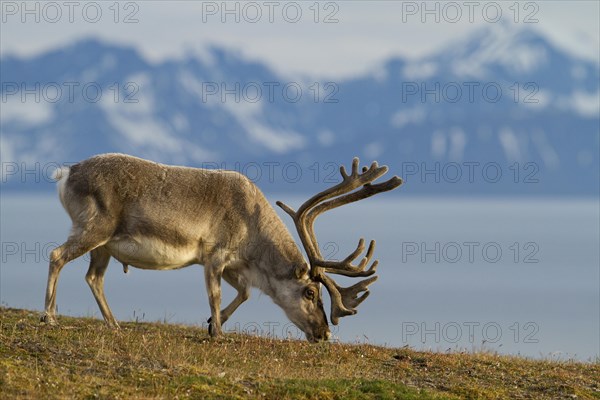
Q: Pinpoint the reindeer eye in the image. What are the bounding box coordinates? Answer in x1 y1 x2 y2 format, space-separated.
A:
305 288 315 300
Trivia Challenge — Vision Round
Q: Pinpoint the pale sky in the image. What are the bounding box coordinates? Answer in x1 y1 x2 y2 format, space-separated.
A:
1 1 598 79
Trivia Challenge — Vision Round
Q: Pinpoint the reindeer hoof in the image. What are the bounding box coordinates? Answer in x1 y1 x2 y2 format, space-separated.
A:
107 322 121 330
40 314 58 326
207 319 223 337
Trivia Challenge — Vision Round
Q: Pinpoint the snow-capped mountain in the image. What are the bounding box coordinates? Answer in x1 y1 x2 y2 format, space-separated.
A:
1 25 598 195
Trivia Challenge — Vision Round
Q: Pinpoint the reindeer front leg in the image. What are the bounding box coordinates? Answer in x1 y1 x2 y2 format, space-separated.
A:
204 262 225 337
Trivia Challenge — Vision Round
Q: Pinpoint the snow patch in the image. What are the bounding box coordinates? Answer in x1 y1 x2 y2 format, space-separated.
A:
448 128 466 162
122 72 155 114
403 62 438 80
498 128 523 162
243 122 305 154
429 128 466 161
100 73 214 162
0 137 16 179
431 130 446 158
531 130 559 169
390 107 425 129
1 95 54 126
181 70 306 154
570 90 600 117
81 53 118 82
370 64 388 83
523 89 551 110
451 26 548 78
0 133 64 181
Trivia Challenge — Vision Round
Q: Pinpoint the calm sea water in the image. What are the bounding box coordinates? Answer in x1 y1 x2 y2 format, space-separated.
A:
1 193 598 361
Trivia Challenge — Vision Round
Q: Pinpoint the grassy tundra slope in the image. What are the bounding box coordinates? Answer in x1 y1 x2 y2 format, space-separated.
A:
0 308 598 399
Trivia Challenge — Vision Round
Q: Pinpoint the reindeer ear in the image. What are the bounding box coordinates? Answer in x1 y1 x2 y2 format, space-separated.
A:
293 263 309 279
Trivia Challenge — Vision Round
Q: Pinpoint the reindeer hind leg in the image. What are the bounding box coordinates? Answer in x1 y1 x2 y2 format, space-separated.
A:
42 233 106 325
42 196 117 325
86 246 119 328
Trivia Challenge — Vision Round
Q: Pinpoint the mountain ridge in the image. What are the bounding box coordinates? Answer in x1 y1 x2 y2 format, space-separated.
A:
1 26 598 195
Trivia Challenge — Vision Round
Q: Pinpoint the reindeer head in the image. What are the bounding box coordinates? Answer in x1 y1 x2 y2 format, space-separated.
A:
273 262 331 342
277 158 403 342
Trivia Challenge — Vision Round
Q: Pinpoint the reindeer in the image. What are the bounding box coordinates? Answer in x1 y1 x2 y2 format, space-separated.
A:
41 154 402 341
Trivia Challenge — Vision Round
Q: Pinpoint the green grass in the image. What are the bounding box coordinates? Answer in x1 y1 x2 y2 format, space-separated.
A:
1 307 598 399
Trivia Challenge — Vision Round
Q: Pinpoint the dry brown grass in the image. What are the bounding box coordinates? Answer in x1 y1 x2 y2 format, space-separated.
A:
1 307 598 399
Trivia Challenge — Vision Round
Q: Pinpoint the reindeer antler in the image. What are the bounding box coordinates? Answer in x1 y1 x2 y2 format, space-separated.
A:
277 158 402 325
